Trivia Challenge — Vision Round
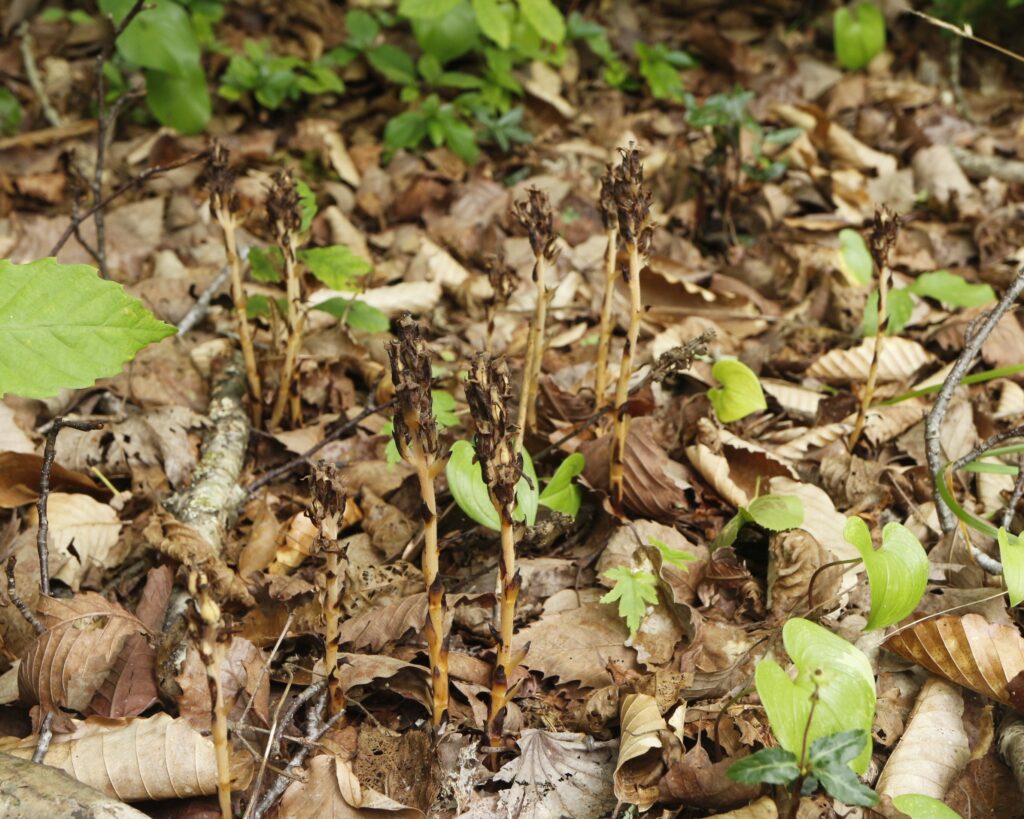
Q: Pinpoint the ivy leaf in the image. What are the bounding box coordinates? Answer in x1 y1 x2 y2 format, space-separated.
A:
650 536 697 569
747 495 804 532
844 516 927 630
600 566 658 636
998 527 1024 607
446 440 538 531
908 270 996 309
298 246 373 290
808 729 868 769
813 761 879 806
833 2 886 71
707 359 767 423
0 258 175 399
891 794 963 818
538 452 584 516
726 747 800 785
837 228 873 285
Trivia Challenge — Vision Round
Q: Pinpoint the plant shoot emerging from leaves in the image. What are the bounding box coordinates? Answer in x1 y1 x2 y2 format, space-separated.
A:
594 163 619 407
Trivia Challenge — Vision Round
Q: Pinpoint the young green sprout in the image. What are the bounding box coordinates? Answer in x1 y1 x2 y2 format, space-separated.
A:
205 143 262 426
593 164 618 407
512 188 559 448
309 462 346 716
609 145 654 514
388 315 449 728
267 171 305 429
466 353 524 755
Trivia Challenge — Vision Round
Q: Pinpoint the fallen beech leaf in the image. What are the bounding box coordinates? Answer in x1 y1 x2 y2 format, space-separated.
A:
883 614 1024 711
337 592 428 652
36 493 124 590
0 403 34 453
176 637 269 730
88 633 159 719
614 693 667 810
278 755 418 819
807 336 934 383
768 529 839 617
0 452 109 508
876 677 970 801
659 742 764 811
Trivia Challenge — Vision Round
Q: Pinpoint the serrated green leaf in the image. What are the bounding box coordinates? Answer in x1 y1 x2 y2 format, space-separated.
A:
908 270 996 309
299 246 372 290
600 566 658 636
295 179 317 234
837 228 873 285
815 760 878 805
726 747 800 785
708 359 767 423
892 794 963 819
998 527 1024 606
249 246 284 283
844 516 927 630
538 452 584 516
747 494 804 532
809 729 868 768
520 0 566 43
755 618 875 774
0 258 175 399
446 440 538 530
472 0 511 48
650 536 697 569
833 3 886 71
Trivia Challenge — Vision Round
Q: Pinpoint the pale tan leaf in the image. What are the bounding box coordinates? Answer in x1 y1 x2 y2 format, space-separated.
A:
806 337 934 384
0 452 108 508
176 637 269 729
0 401 34 453
278 755 418 819
876 676 971 800
0 661 18 705
19 592 148 712
767 477 856 563
883 614 1024 710
706 796 779 818
268 511 318 575
761 378 823 420
0 712 251 802
614 693 667 810
771 422 850 461
40 493 124 590
493 730 617 818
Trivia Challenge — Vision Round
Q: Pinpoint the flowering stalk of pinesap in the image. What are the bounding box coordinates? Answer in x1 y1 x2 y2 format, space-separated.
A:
593 165 618 408
309 462 347 715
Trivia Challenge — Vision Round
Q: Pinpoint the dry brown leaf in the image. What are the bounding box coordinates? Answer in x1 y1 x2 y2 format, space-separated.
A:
492 730 617 818
237 497 284 578
35 493 124 591
883 614 1024 711
659 742 764 811
876 676 971 800
19 592 149 713
278 755 419 819
0 402 34 453
87 633 159 719
768 529 839 618
0 712 251 802
806 336 934 383
614 693 667 811
176 637 269 730
267 511 318 575
336 653 430 709
337 593 428 653
0 451 109 508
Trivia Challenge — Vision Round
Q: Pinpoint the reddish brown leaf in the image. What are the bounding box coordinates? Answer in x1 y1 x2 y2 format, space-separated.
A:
0 451 110 508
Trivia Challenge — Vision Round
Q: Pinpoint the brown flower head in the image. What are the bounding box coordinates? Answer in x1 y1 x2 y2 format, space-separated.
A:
388 315 439 461
512 187 559 265
869 206 899 273
203 142 239 218
485 254 518 308
266 170 302 256
309 461 345 537
465 353 519 522
611 143 654 257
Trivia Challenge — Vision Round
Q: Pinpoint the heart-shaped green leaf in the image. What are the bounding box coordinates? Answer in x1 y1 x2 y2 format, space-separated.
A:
998 527 1024 606
844 516 927 630
833 3 886 71
755 618 875 774
446 440 538 531
708 359 767 423
891 794 962 819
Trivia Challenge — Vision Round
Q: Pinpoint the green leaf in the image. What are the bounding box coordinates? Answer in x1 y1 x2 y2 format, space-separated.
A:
438 113 480 164
249 246 284 283
432 390 460 427
144 66 211 134
707 359 767 423
600 566 658 636
412 1 480 64
298 246 372 290
367 45 418 85
520 0 566 43
808 729 868 769
833 2 886 71
0 87 23 136
892 794 963 819
650 536 697 569
747 495 804 532
837 228 873 285
384 110 430 153
844 516 927 631
472 0 511 48
726 748 800 786
295 179 317 234
345 10 380 51
998 528 1024 606
101 0 200 76
399 0 461 18
907 270 996 309
446 440 538 530
538 452 584 516
312 298 390 333
0 258 175 399
814 761 879 806
713 511 747 550
755 618 875 774
863 287 914 337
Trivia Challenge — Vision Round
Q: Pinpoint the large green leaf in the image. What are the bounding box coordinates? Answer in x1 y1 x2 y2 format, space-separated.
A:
312 298 390 333
833 3 886 71
101 0 200 76
145 65 211 134
446 440 538 530
892 794 962 819
412 1 480 65
908 270 996 309
520 0 566 43
747 494 804 532
755 618 875 774
399 0 461 18
707 359 766 423
0 258 175 399
998 527 1024 606
298 246 372 290
472 0 511 48
844 516 927 631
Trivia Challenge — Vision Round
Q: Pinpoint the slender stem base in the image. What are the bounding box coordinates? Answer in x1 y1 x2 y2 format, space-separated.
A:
610 243 642 513
415 453 449 729
486 520 520 757
219 214 262 427
594 228 618 408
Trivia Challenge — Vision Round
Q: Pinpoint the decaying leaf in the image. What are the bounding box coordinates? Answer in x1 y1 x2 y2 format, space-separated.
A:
806 336 934 383
35 493 124 590
336 592 428 653
614 693 667 811
659 742 764 812
768 528 840 617
278 754 418 819
0 452 109 508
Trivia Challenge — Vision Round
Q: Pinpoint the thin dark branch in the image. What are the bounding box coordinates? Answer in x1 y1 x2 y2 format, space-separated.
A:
948 424 1024 476
5 557 43 634
1004 454 1024 531
105 0 148 47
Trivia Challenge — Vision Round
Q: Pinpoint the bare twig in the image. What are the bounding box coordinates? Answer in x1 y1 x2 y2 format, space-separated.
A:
32 712 53 764
926 266 1024 532
5 557 43 634
1003 454 1024 531
17 21 61 128
177 263 233 335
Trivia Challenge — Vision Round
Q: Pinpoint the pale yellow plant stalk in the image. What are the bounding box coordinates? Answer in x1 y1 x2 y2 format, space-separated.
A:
594 167 618 407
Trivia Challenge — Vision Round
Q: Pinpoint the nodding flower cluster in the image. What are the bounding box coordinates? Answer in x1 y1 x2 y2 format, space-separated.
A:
389 315 440 463
609 143 654 259
466 353 520 522
203 142 240 220
512 187 559 267
266 170 302 262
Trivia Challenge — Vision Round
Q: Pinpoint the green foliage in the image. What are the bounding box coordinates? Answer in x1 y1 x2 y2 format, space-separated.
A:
727 747 801 785
634 41 695 101
298 246 372 291
311 298 389 333
650 536 698 569
837 228 873 286
998 527 1024 606
384 94 479 164
755 618 875 774
219 39 344 110
383 390 459 464
714 494 804 550
908 270 996 308
892 794 963 818
600 566 659 636
844 516 928 630
100 0 211 133
0 258 175 399
707 359 767 423
446 440 539 530
834 3 886 70
0 87 22 136
862 287 914 336
537 452 585 516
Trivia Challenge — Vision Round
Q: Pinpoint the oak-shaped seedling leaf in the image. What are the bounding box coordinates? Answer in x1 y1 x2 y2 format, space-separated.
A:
0 258 175 399
892 794 963 819
446 440 538 531
998 527 1024 607
708 359 767 423
844 516 927 630
600 566 658 636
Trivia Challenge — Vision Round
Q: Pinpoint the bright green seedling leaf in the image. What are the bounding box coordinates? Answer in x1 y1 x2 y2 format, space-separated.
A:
295 179 317 234
650 536 697 569
312 298 390 333
600 566 658 636
726 747 799 785
472 0 511 48
755 618 875 774
907 270 996 309
145 65 211 133
446 440 538 530
299 246 373 290
708 359 766 423
367 45 418 85
0 258 175 399
538 452 584 516
833 2 886 71
520 0 566 43
837 228 873 285
863 287 913 337
844 516 927 630
399 0 461 18
892 794 963 819
102 0 200 76
998 527 1024 606
813 761 879 806
747 495 804 532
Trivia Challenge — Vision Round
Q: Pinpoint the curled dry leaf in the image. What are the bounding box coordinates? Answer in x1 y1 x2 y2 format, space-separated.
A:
614 693 668 811
659 742 764 812
875 676 971 800
806 336 934 383
19 592 149 713
768 528 841 617
336 592 428 653
705 795 779 818
492 730 617 819
883 614 1024 711
0 712 252 802
0 451 109 508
